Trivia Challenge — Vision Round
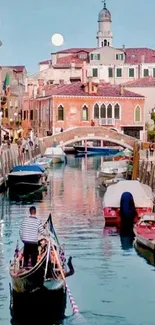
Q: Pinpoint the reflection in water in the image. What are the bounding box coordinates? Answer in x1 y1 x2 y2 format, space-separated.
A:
134 241 155 266
0 156 155 324
11 287 67 325
120 235 134 251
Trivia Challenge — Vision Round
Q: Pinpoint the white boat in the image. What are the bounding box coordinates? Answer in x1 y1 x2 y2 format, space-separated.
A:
35 157 52 169
44 147 67 164
103 180 153 226
97 160 128 182
134 214 155 250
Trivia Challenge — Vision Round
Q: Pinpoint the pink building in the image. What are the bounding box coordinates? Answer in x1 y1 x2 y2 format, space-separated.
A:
22 80 145 140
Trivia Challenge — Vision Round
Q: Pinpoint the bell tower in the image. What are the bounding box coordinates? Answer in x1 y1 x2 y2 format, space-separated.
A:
97 0 113 48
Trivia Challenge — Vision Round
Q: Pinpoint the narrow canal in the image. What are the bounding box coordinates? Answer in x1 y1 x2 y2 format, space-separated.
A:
0 155 155 325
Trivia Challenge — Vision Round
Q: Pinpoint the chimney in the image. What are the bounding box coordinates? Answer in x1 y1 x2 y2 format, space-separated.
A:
38 79 44 95
51 53 57 65
138 64 141 78
88 77 92 94
82 61 87 84
122 44 125 50
141 55 145 63
28 83 34 98
120 84 124 96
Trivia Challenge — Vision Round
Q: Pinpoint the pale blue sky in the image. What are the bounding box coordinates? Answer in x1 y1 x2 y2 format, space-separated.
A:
0 0 155 74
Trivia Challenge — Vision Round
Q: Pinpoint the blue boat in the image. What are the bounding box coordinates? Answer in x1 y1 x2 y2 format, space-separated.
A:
73 145 120 155
8 164 46 196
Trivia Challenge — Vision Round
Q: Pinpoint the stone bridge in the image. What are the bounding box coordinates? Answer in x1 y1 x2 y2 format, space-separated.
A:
41 127 137 150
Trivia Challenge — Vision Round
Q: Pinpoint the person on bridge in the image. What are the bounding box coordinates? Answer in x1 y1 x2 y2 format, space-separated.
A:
19 206 48 267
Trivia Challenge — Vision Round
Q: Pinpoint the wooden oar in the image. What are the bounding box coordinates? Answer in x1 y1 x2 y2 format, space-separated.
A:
50 240 87 323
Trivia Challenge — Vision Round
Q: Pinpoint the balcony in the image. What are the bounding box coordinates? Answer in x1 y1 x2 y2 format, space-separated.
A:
99 118 115 126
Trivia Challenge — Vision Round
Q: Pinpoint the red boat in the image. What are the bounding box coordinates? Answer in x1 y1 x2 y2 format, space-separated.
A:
134 214 155 250
103 180 153 227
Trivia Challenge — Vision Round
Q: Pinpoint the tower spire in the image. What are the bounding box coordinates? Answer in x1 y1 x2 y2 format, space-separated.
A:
102 0 106 9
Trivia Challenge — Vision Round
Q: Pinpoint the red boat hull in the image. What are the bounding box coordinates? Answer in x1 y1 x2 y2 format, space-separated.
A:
103 207 153 227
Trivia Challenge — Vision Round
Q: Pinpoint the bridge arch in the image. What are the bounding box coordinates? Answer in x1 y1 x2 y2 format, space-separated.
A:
57 136 133 150
41 126 137 151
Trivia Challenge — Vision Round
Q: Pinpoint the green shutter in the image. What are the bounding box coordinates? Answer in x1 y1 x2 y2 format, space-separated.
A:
108 68 113 78
116 54 119 60
144 69 149 77
90 54 93 60
129 68 134 77
97 54 100 60
93 68 98 77
153 69 155 77
116 68 122 77
135 106 140 122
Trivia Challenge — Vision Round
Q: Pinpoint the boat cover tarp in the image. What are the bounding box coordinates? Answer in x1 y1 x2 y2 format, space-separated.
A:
103 180 153 208
44 147 65 156
101 160 128 170
12 164 45 173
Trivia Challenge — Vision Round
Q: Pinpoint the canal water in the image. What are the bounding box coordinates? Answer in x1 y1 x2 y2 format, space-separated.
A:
0 155 155 325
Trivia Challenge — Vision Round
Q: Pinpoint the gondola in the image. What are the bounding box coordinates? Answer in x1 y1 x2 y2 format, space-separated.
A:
9 214 74 294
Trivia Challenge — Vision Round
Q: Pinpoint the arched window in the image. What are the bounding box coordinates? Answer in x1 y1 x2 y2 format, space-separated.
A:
107 104 112 118
135 106 141 122
94 104 99 119
114 104 120 119
104 39 107 46
57 105 64 121
101 104 106 118
82 105 88 121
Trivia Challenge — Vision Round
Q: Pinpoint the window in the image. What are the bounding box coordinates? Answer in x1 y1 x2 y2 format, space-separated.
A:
91 53 100 61
79 53 87 59
101 104 106 118
107 104 112 118
114 104 120 119
116 53 124 60
101 42 104 47
108 67 113 78
5 108 8 118
143 69 149 77
24 111 26 120
82 105 88 121
104 40 107 46
129 68 134 78
57 105 64 121
30 110 33 120
92 68 98 77
94 104 99 119
153 68 155 77
135 106 141 122
116 68 122 78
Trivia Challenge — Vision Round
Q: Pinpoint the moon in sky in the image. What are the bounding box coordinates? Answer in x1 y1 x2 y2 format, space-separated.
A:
51 33 64 47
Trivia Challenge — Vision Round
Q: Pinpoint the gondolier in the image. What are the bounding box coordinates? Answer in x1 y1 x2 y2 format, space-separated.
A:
19 206 48 267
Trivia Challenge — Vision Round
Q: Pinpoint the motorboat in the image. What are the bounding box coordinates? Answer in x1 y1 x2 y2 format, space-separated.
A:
9 214 74 294
74 145 120 155
103 180 153 226
97 160 128 183
101 174 126 189
44 147 67 164
134 214 155 250
35 156 52 169
113 148 132 161
8 164 46 195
